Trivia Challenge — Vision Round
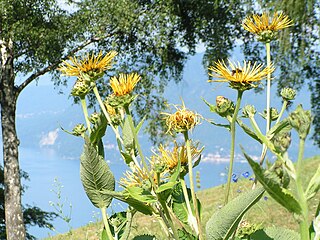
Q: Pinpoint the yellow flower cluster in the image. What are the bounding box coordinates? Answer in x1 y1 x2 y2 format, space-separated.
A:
109 73 141 96
155 142 203 170
163 104 201 134
208 59 275 90
58 51 118 77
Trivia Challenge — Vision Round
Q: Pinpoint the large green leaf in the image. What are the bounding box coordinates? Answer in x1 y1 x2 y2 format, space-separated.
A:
126 186 157 204
100 189 153 215
243 149 302 214
305 164 320 201
80 138 115 209
250 227 300 240
122 117 135 152
90 113 107 145
205 187 265 240
237 118 262 144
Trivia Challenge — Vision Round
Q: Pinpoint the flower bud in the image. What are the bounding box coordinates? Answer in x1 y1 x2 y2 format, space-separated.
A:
288 104 312 140
88 112 100 124
242 105 256 118
215 96 234 117
281 87 296 101
260 107 279 121
72 124 86 136
272 131 291 153
71 78 91 97
106 93 137 108
257 30 277 43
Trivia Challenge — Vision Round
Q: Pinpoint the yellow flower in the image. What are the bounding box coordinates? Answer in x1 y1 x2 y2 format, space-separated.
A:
58 51 118 77
163 103 201 134
242 12 293 42
155 142 203 171
120 164 151 188
208 59 275 91
109 73 140 96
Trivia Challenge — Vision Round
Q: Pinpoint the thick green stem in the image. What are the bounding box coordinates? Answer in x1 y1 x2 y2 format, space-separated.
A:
80 97 91 134
295 138 310 240
92 86 122 144
124 107 147 167
159 199 180 239
276 100 288 124
183 131 202 239
101 207 114 240
259 42 272 166
224 90 243 205
180 177 198 234
266 42 271 133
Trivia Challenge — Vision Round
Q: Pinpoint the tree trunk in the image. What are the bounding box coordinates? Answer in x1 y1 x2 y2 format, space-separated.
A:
0 39 26 239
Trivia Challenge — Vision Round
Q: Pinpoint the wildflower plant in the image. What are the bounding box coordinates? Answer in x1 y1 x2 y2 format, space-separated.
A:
57 10 319 240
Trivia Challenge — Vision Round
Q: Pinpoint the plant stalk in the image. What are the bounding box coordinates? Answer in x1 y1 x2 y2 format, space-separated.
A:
275 100 288 124
80 97 91 134
92 85 122 144
259 42 272 166
295 138 310 240
183 131 202 239
101 207 114 240
224 90 243 204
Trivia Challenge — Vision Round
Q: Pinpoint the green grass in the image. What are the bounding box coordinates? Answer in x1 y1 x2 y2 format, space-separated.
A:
43 155 320 240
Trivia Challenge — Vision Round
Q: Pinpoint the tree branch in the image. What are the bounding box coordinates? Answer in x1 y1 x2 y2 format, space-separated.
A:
16 36 106 94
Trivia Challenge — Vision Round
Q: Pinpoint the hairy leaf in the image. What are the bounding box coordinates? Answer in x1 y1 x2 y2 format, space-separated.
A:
250 226 300 240
237 118 262 144
90 113 107 145
80 139 115 209
205 187 265 240
243 149 302 214
305 164 320 201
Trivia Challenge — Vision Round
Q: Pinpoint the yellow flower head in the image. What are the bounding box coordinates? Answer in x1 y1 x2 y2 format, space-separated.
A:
242 12 293 42
163 103 201 134
109 73 141 96
120 164 150 188
208 59 275 91
154 142 203 171
58 51 118 78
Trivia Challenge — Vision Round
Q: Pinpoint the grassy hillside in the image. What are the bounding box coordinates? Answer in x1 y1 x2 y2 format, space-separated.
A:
44 155 320 240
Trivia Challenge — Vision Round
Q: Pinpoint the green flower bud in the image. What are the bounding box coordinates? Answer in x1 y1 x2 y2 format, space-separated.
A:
71 78 91 97
272 131 291 153
80 71 104 83
106 93 137 109
288 104 312 140
257 30 278 43
260 107 279 121
88 112 100 124
242 105 256 118
72 124 86 136
281 87 296 101
215 96 235 117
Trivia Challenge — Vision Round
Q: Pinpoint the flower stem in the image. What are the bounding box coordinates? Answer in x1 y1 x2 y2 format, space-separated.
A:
224 90 243 205
295 138 310 240
259 42 272 166
180 177 198 235
276 100 288 124
101 207 114 240
183 131 202 239
158 199 180 239
123 106 148 170
80 97 91 134
92 85 122 144
266 42 271 133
